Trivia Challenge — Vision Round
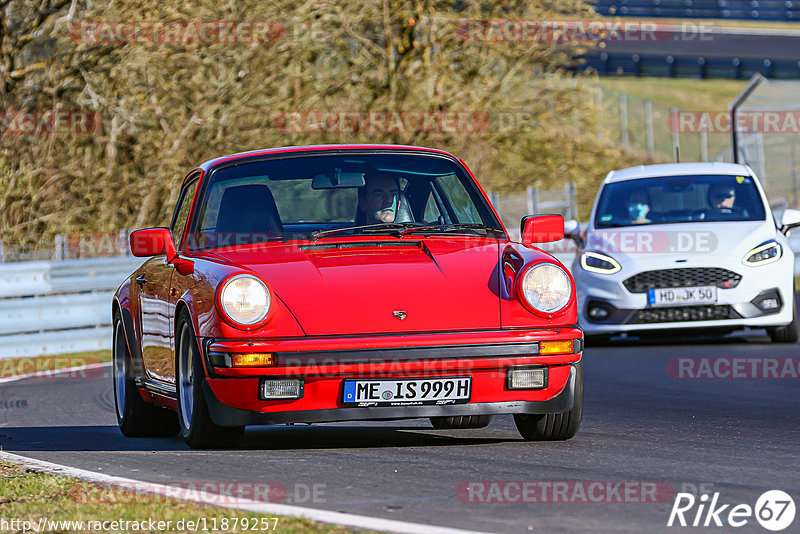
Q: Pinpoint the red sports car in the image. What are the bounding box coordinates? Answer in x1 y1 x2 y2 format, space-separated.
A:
112 144 583 448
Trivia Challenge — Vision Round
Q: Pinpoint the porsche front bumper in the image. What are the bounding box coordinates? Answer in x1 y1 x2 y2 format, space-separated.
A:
199 328 582 427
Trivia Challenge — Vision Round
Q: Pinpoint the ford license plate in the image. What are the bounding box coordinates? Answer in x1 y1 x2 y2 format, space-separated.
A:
648 286 717 307
343 377 471 406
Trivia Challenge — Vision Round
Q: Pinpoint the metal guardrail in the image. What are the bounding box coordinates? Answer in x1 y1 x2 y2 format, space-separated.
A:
0 257 143 359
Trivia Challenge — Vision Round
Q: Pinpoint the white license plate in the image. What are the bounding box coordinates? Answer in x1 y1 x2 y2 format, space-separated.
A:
648 286 717 307
342 377 471 406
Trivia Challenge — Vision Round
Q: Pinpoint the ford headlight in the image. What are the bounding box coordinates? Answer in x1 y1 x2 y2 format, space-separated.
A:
743 241 782 266
520 263 572 313
580 251 621 274
219 274 271 326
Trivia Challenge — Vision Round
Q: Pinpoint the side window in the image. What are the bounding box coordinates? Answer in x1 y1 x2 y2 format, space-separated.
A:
171 179 198 249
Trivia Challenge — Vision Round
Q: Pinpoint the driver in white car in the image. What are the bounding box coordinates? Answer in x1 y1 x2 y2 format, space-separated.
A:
708 183 737 214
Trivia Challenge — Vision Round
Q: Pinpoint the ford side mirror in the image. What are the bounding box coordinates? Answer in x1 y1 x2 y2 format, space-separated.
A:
521 214 564 247
563 218 583 247
130 228 177 259
781 209 800 232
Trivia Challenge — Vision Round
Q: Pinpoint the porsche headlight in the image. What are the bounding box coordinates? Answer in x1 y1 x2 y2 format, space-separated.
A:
219 274 271 326
580 251 621 274
520 263 572 313
743 241 782 266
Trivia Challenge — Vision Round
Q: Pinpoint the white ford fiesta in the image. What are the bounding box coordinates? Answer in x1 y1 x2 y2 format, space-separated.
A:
567 162 800 343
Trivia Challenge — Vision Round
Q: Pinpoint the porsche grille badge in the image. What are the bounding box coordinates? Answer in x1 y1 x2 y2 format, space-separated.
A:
393 311 407 320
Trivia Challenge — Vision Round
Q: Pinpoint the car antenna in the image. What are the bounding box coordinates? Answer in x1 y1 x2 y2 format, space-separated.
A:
675 147 680 163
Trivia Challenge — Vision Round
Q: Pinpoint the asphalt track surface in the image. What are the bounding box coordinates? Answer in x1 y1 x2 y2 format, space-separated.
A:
589 27 800 61
1 331 798 533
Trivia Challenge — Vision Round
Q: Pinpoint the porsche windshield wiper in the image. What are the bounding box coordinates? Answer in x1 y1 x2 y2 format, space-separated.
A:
311 222 425 240
398 223 505 236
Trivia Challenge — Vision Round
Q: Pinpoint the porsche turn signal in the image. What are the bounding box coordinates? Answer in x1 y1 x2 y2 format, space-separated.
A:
232 353 275 367
539 340 574 355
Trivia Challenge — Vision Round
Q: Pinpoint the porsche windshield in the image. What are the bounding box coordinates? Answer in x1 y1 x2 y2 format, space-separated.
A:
594 174 767 228
188 153 501 248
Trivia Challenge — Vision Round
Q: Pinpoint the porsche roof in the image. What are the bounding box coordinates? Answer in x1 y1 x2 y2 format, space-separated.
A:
196 144 456 173
604 162 754 184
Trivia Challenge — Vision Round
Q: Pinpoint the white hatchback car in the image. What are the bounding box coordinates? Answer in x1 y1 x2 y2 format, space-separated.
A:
568 162 800 343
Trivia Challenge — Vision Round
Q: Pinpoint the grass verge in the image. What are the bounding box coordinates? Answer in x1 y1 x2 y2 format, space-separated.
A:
591 77 746 111
0 460 358 534
654 18 800 31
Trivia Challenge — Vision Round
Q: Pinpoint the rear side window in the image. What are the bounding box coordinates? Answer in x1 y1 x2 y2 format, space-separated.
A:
171 179 198 249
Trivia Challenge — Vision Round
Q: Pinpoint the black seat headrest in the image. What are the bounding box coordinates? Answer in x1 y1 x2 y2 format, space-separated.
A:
215 184 282 236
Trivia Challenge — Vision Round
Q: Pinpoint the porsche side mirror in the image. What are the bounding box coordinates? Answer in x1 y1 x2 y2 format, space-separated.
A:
130 228 177 259
781 208 800 231
521 214 564 247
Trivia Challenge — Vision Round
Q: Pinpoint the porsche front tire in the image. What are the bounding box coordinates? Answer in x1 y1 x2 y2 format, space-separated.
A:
176 312 244 449
113 314 178 437
514 360 583 441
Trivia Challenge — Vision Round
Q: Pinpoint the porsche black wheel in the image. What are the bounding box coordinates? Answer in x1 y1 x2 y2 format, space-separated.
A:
113 314 178 437
176 311 244 449
514 360 583 441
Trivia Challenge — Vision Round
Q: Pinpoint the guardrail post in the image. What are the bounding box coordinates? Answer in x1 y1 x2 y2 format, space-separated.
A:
566 182 578 221
594 87 605 142
54 234 67 261
620 93 629 148
526 186 537 215
118 229 130 256
645 100 655 156
671 106 680 162
700 129 708 162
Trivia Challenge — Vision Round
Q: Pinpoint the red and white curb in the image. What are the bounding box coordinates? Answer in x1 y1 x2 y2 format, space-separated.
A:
0 451 490 534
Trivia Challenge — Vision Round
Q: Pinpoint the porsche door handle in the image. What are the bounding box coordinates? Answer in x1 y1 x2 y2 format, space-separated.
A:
135 275 148 287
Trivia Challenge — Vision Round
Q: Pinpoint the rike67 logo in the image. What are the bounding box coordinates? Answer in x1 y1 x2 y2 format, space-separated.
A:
668 490 795 531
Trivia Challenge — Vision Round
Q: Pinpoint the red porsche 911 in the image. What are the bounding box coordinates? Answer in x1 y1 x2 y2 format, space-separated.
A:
112 144 584 448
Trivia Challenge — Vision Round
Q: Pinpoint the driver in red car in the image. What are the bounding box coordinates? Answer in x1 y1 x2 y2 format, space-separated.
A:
357 171 400 224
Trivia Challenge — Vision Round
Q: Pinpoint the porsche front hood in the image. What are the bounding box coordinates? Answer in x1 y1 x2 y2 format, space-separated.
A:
210 237 502 336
